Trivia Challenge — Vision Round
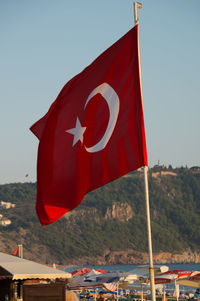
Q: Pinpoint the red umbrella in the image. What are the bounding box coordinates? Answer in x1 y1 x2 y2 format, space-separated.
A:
71 268 92 276
155 274 178 284
155 270 194 285
161 270 194 279
188 272 200 281
96 269 108 273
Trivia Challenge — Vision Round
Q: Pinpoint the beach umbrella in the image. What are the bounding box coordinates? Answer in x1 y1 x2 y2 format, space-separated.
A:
160 270 194 279
68 269 111 290
71 268 92 276
188 272 200 281
154 274 178 301
176 271 200 289
86 269 102 276
67 274 120 291
155 273 179 284
155 270 195 301
155 270 195 285
71 268 107 276
96 269 108 274
176 279 200 288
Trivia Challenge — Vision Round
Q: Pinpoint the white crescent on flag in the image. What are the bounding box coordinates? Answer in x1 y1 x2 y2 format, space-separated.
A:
66 83 120 153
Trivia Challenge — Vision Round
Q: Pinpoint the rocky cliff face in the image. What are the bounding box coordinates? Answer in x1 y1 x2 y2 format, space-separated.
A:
153 251 200 264
64 202 134 223
104 202 133 222
63 249 200 266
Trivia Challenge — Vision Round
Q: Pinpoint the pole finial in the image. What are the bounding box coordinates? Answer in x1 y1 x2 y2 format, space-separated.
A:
134 2 143 25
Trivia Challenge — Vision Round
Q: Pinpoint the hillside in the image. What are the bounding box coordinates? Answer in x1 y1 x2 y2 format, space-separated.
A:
0 166 200 266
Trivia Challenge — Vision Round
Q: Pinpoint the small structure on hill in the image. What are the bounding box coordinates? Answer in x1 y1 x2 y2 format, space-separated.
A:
0 201 16 209
0 218 11 226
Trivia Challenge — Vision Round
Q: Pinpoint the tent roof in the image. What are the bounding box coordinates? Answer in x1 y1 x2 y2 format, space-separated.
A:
0 252 71 280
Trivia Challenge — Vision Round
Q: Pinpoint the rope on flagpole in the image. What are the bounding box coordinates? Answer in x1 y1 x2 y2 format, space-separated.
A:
133 2 156 301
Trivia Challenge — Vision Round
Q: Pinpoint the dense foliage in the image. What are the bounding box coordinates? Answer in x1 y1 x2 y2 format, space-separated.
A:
0 166 200 263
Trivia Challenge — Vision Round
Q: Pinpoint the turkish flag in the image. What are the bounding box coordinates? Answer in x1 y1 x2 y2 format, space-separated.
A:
30 24 148 226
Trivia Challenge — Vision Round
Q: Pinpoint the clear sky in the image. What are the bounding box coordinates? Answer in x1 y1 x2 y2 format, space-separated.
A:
0 0 200 184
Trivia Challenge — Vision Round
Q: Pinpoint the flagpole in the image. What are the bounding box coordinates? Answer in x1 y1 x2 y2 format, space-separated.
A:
144 166 156 301
133 2 156 301
19 244 23 259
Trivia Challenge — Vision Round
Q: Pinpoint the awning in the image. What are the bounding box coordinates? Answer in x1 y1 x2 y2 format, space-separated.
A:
0 252 71 280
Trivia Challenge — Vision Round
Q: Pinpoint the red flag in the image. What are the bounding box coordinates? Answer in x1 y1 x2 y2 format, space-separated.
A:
12 246 19 256
30 25 148 226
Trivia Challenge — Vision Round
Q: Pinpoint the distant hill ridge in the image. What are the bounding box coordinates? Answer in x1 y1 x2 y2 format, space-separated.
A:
0 166 200 265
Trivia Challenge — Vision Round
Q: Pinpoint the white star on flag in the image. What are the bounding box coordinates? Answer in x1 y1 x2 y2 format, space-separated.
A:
66 117 86 146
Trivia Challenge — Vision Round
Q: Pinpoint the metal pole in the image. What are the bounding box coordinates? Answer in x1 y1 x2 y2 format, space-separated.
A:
144 166 156 301
163 284 166 301
174 280 179 301
18 244 20 258
133 2 156 301
19 244 23 259
141 284 143 301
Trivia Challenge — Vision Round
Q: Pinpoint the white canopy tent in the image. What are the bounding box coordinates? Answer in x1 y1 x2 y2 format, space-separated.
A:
0 252 71 280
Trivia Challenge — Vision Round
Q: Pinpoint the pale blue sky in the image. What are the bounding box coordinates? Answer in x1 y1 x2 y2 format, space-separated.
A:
0 0 200 184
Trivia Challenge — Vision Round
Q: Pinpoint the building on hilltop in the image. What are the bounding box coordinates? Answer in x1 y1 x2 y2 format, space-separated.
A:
190 166 200 174
0 201 15 209
0 218 11 226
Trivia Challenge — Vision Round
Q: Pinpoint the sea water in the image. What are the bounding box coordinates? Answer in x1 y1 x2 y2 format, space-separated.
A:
64 263 200 273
